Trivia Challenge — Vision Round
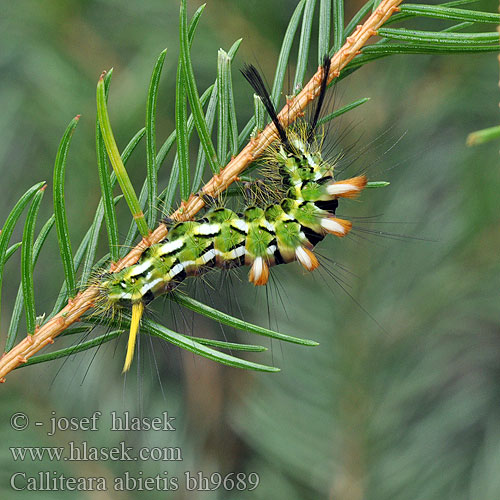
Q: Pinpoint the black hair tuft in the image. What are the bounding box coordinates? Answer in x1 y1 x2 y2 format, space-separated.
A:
241 64 289 147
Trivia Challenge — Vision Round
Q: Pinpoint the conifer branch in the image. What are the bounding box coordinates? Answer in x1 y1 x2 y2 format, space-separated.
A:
0 0 405 382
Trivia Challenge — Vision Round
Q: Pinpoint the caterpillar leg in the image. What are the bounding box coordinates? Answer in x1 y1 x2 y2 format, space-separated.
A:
123 301 145 373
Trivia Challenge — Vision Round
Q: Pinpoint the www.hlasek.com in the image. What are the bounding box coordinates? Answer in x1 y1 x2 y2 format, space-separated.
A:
8 411 259 492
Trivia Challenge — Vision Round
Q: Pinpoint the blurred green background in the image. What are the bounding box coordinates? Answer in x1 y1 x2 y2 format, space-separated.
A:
1 0 500 498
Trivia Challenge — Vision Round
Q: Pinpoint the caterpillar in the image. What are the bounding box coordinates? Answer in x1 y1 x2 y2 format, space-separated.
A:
96 58 368 372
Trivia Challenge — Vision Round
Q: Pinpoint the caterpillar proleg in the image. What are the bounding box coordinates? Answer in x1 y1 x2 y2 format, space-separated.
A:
96 58 368 372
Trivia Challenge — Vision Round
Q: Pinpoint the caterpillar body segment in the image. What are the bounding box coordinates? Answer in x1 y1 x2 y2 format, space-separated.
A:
98 59 368 372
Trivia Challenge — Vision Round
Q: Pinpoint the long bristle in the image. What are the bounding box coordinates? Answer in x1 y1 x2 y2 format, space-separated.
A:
122 301 144 373
241 64 289 146
308 55 331 142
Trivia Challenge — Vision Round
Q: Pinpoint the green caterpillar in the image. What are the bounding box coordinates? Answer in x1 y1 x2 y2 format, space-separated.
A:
97 59 368 372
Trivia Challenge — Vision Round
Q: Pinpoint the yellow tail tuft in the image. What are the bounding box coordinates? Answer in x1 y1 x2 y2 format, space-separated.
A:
122 301 144 373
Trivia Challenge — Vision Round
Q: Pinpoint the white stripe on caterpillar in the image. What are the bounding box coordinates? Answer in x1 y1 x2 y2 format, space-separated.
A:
159 239 184 255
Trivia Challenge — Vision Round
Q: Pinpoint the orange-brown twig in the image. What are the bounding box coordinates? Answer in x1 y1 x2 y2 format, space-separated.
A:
0 0 402 383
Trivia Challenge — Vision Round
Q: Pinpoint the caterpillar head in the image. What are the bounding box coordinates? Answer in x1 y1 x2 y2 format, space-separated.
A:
97 269 130 303
92 268 145 373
